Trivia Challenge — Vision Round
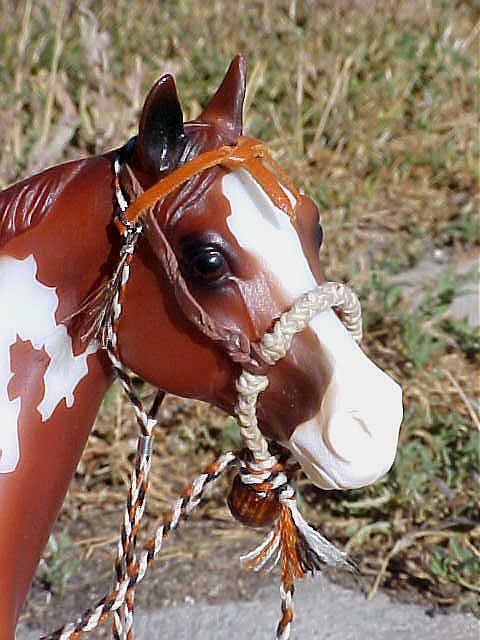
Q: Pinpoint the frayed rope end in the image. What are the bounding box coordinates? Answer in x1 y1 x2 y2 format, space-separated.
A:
240 489 357 582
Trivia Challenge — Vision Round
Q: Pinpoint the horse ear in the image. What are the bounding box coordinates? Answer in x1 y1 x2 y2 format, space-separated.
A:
200 54 247 136
134 74 185 174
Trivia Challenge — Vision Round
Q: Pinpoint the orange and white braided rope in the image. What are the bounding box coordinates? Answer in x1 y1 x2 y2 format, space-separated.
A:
40 452 238 640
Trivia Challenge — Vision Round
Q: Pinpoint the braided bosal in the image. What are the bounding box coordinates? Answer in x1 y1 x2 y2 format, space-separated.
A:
41 142 362 640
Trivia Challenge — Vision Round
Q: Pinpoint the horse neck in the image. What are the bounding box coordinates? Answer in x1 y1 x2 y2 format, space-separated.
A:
0 153 122 473
0 154 125 630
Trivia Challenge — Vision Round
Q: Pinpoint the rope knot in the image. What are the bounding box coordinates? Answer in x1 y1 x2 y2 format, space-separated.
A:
226 447 281 526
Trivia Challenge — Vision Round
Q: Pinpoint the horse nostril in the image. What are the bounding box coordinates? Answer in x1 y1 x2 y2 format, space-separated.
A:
325 411 372 463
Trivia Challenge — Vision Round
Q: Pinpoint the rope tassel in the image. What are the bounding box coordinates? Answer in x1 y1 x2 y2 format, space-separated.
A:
239 481 354 639
240 492 351 577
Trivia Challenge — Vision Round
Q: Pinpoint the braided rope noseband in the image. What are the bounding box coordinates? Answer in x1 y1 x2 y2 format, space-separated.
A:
41 138 362 640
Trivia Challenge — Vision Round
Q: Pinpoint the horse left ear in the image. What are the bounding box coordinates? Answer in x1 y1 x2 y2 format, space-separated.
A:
200 54 247 136
134 74 185 174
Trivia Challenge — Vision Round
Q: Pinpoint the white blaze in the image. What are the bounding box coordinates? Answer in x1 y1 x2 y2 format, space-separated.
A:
0 254 97 473
223 169 403 490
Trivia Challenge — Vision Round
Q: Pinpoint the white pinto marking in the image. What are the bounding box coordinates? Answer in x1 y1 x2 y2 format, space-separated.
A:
223 169 403 490
0 254 97 473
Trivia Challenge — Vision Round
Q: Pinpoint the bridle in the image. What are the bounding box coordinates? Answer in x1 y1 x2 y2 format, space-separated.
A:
43 137 362 640
112 135 305 375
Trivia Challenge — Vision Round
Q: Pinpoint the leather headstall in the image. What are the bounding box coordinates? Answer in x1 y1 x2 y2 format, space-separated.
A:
115 137 300 375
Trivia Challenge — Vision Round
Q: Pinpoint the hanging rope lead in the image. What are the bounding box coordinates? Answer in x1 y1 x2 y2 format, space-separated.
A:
231 282 362 640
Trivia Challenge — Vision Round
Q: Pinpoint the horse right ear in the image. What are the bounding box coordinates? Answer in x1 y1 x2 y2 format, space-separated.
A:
133 74 185 175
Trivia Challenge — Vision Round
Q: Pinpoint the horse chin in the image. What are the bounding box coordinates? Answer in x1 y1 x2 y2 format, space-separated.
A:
287 379 403 491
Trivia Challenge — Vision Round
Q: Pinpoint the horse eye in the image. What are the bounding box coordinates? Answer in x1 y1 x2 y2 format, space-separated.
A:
190 248 228 283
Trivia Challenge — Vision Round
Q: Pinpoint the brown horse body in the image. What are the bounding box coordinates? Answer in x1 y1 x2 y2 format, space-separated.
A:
0 56 402 638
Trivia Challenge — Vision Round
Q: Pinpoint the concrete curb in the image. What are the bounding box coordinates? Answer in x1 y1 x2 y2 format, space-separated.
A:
17 577 478 639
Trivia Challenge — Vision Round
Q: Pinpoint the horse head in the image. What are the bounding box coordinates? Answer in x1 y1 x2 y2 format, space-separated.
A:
113 55 403 491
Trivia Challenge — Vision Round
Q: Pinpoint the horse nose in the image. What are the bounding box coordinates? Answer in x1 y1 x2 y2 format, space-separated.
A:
289 376 403 490
327 411 373 462
287 309 403 490
327 379 402 486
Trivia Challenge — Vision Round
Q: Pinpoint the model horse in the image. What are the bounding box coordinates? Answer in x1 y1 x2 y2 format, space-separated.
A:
0 55 403 639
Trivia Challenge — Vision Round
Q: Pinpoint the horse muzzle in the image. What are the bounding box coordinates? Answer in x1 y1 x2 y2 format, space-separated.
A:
287 308 403 490
234 282 403 491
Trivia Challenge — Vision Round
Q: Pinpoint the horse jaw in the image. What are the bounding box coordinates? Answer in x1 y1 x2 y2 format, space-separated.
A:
223 168 403 490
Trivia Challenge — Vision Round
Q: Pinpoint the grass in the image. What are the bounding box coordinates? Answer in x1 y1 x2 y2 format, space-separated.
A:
38 529 80 598
1 0 478 620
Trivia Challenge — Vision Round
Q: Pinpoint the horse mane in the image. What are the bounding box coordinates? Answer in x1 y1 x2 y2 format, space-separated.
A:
0 120 232 252
0 159 88 249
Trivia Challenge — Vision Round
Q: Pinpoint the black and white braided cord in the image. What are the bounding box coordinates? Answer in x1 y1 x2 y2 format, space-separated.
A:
40 452 239 640
109 159 153 640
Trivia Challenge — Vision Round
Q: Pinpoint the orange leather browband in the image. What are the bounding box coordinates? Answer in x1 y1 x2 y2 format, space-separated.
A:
116 136 299 232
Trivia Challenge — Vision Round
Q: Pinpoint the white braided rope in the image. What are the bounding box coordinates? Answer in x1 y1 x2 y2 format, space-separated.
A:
259 282 362 363
235 282 362 464
235 371 270 462
233 282 361 639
